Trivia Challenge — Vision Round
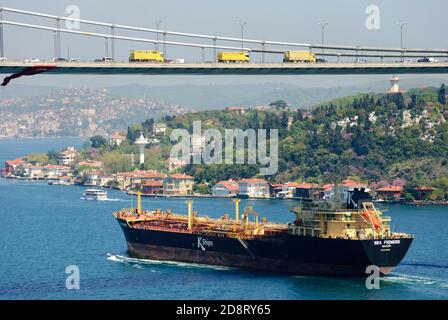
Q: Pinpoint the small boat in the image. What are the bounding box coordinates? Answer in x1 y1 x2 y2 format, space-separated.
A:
83 188 108 201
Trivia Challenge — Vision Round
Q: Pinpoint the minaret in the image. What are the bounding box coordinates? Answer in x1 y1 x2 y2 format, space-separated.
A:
134 132 148 168
390 75 400 93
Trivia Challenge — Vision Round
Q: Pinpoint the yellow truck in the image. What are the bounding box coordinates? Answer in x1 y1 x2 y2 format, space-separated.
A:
129 50 165 62
217 51 250 63
283 51 317 63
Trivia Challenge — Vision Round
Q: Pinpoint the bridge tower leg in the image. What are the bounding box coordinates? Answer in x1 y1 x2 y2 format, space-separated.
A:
0 8 3 58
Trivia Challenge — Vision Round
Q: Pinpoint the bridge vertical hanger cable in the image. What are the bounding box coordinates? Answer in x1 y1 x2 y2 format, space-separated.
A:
163 31 166 59
56 17 61 59
0 8 4 58
111 25 115 60
105 36 109 58
155 21 162 51
213 36 216 63
262 41 265 63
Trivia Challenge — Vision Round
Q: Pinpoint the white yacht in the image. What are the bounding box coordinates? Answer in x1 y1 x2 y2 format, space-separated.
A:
83 188 108 201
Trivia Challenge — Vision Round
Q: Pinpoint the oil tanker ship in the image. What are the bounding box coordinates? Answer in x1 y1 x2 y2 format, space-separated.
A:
114 188 413 276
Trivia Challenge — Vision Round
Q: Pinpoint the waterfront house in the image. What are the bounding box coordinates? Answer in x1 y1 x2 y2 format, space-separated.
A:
142 179 164 195
84 171 104 186
376 185 403 201
238 179 270 198
4 158 26 176
276 182 301 199
295 182 320 199
212 180 240 197
43 164 71 179
413 186 436 200
163 173 194 196
115 170 166 190
18 163 70 179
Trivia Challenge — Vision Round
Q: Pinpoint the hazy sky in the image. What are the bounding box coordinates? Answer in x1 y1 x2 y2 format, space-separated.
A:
0 0 447 87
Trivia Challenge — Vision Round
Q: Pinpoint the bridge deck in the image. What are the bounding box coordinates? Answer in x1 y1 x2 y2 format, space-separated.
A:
1 61 448 75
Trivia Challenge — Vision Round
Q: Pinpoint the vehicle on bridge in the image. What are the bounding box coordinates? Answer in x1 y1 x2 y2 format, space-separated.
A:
129 50 165 63
25 58 40 63
217 51 250 63
418 57 440 63
52 57 68 62
0 57 7 62
283 51 317 63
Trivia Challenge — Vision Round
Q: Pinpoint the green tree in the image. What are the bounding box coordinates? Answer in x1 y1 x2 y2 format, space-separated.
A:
27 153 49 165
438 84 446 104
90 135 107 149
269 100 288 110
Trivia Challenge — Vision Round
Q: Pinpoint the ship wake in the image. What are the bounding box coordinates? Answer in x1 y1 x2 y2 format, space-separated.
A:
106 253 234 272
382 273 448 289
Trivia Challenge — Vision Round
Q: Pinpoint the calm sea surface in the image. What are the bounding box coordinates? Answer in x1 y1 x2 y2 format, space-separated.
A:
0 138 447 299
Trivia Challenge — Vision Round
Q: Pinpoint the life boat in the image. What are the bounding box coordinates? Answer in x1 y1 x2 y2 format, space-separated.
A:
362 210 381 230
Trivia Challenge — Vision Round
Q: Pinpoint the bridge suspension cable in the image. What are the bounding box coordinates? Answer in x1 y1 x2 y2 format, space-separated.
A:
1 6 448 55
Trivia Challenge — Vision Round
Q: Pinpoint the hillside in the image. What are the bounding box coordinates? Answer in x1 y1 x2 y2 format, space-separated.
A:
155 85 448 188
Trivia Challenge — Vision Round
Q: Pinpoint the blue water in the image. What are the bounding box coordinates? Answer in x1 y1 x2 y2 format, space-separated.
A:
0 138 447 299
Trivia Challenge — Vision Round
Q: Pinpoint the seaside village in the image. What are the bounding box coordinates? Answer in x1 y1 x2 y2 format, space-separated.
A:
0 122 441 203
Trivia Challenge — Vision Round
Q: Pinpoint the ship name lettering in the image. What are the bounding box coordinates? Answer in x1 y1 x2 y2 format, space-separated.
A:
197 237 214 251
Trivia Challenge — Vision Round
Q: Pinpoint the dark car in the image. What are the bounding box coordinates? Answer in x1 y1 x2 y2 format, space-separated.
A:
52 57 68 62
418 57 431 63
316 58 327 63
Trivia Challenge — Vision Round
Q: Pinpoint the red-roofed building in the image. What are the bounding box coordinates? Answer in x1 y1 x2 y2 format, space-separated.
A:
413 186 436 200
295 182 320 199
212 180 240 197
143 179 164 195
4 158 26 176
376 185 403 201
238 178 270 198
163 173 194 196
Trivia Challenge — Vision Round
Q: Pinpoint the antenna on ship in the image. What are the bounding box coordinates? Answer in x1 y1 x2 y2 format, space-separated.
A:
233 199 240 224
186 200 193 230
137 189 142 215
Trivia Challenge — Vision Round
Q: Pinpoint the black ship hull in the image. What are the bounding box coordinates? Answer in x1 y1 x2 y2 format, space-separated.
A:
116 218 413 277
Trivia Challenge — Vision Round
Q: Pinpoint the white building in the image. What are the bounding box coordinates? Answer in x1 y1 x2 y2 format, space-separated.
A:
58 146 77 166
153 123 167 136
212 180 240 197
238 179 270 198
109 132 126 146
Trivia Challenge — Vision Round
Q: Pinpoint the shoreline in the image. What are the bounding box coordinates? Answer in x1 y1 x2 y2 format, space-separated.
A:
2 176 447 205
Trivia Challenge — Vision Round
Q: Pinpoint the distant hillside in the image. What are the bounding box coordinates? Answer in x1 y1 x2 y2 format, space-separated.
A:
107 78 448 110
